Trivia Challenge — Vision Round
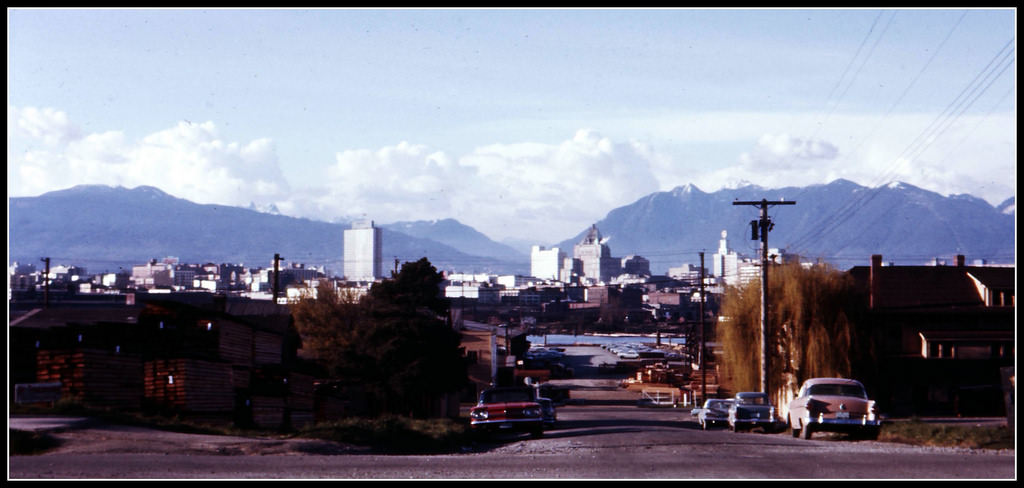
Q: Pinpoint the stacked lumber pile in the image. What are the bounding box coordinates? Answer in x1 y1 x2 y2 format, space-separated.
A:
252 330 283 365
231 365 251 390
251 395 285 429
688 365 721 403
35 348 143 409
214 320 253 365
248 366 287 429
143 358 234 414
287 372 315 429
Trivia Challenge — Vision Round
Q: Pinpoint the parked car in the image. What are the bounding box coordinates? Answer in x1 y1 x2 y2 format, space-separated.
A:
787 377 881 440
536 397 557 429
692 398 735 430
617 349 640 359
728 391 778 432
469 387 544 438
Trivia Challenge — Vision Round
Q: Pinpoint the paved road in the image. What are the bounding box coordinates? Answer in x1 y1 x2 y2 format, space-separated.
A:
9 346 1016 479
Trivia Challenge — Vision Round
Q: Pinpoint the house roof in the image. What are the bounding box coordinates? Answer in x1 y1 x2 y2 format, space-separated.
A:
918 329 1014 342
966 267 1016 290
9 306 144 329
849 264 1013 310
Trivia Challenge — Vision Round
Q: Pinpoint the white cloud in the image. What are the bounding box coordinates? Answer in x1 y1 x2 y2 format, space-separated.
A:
307 129 663 242
8 106 82 147
8 106 1015 247
8 106 291 207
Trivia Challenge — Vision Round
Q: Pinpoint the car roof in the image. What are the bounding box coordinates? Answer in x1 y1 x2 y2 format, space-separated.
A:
802 378 864 386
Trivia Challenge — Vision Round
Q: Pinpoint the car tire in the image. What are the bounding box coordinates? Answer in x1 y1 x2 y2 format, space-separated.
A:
789 417 800 438
801 422 814 440
530 428 543 439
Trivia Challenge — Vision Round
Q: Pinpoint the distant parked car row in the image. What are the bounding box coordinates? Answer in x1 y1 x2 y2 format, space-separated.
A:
691 378 881 440
601 342 680 361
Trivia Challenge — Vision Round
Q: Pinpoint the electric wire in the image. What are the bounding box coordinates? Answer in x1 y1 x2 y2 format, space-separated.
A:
786 37 1016 255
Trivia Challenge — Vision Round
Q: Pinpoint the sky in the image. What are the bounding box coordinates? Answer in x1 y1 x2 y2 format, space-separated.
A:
7 8 1017 246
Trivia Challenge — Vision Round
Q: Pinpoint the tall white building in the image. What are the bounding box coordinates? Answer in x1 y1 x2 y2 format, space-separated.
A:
713 230 741 286
530 245 565 281
344 220 382 281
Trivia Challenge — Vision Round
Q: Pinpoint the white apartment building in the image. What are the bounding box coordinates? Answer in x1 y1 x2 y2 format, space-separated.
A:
530 245 565 281
343 220 383 281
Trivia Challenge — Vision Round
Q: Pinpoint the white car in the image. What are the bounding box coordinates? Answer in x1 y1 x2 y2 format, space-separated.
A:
617 349 640 359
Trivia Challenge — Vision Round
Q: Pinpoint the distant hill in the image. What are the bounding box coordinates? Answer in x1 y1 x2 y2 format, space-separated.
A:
8 185 528 275
555 179 1015 273
382 219 526 261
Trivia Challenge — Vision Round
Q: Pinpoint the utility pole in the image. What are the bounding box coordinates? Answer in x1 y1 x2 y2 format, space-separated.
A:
699 251 706 403
732 198 795 395
40 257 50 309
272 253 283 303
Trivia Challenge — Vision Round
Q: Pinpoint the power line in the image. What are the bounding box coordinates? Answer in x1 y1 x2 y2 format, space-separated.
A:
787 37 1016 255
809 10 897 141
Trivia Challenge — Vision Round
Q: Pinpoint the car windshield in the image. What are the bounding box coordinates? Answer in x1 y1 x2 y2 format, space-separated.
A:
481 389 535 403
707 400 730 409
737 395 768 405
807 383 867 398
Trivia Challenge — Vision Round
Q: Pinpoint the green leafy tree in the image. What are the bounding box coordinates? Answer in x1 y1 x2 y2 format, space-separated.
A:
291 258 468 418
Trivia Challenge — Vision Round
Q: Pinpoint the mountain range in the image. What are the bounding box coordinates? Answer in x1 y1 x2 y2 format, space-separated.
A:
7 180 1015 277
8 185 526 276
555 179 1015 272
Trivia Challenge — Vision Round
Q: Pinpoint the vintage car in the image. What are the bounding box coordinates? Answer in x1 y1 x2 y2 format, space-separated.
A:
728 391 778 432
786 377 880 440
536 397 557 429
691 398 735 430
469 387 544 438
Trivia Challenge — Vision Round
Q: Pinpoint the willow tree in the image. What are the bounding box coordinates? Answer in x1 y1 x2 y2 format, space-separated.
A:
718 262 879 408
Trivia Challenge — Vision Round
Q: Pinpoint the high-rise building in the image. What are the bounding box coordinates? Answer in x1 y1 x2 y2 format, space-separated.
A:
573 224 620 284
344 220 382 281
713 230 740 286
530 245 565 281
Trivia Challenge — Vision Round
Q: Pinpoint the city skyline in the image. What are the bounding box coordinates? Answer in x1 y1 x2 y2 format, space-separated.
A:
8 8 1017 244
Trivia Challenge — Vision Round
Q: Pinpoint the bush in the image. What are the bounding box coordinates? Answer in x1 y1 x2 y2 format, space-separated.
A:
9 429 62 455
296 415 470 453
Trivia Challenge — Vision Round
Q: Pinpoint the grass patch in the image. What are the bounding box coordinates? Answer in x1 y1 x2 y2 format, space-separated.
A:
10 429 62 455
878 420 1015 450
296 415 471 454
13 401 474 454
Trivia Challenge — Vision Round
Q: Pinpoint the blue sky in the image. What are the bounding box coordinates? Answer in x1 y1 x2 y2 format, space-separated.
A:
8 8 1017 245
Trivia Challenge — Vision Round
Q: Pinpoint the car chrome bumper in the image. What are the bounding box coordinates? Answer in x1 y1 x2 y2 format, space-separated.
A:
804 416 880 427
470 418 542 428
